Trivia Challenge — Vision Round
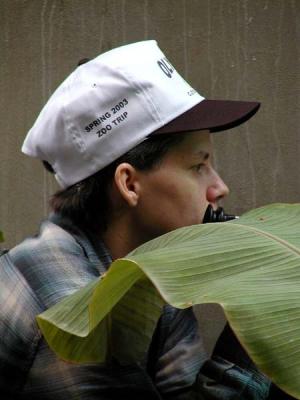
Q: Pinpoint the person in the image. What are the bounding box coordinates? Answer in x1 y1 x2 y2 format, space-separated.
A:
0 40 293 399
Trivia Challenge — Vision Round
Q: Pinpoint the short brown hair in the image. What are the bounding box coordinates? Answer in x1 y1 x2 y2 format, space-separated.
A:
44 133 184 234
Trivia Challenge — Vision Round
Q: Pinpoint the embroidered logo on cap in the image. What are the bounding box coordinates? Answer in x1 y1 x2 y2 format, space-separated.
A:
157 57 174 78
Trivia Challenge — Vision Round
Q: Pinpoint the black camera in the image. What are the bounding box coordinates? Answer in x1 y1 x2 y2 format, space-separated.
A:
203 204 238 224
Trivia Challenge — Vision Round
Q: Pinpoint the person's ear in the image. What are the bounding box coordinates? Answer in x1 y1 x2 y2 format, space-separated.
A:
113 163 140 207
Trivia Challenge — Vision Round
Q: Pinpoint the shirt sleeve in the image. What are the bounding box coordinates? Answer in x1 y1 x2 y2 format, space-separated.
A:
147 305 208 399
148 308 290 400
193 323 295 400
195 355 271 399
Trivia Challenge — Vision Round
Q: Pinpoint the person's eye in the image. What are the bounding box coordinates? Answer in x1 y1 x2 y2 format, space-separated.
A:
194 163 205 173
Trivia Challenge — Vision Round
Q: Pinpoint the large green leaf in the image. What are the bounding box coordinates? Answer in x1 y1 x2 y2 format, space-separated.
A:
37 204 300 397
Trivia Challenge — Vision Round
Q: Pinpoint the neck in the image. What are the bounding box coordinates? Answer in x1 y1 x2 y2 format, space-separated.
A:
101 215 144 260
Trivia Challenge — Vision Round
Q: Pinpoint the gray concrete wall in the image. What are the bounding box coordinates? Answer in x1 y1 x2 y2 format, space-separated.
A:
1 0 299 352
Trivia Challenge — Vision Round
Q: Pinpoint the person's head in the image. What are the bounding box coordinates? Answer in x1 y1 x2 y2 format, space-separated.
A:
22 40 259 246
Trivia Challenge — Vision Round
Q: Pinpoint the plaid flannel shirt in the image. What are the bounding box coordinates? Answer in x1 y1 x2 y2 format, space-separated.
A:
0 213 286 399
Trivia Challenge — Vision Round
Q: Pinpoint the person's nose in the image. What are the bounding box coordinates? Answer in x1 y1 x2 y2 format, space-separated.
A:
206 170 229 207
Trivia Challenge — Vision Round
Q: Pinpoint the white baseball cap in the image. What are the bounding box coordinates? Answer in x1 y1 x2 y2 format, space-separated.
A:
22 40 260 188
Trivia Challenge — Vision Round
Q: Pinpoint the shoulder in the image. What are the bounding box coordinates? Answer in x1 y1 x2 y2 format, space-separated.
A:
10 218 86 265
0 252 43 390
9 219 101 307
0 219 101 390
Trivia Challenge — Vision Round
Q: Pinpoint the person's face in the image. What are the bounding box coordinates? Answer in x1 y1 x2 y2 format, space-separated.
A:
132 131 229 242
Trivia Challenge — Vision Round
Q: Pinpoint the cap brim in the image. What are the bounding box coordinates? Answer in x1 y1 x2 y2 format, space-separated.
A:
153 99 260 135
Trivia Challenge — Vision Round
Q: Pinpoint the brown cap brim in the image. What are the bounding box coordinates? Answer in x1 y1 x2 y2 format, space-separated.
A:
153 99 260 135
